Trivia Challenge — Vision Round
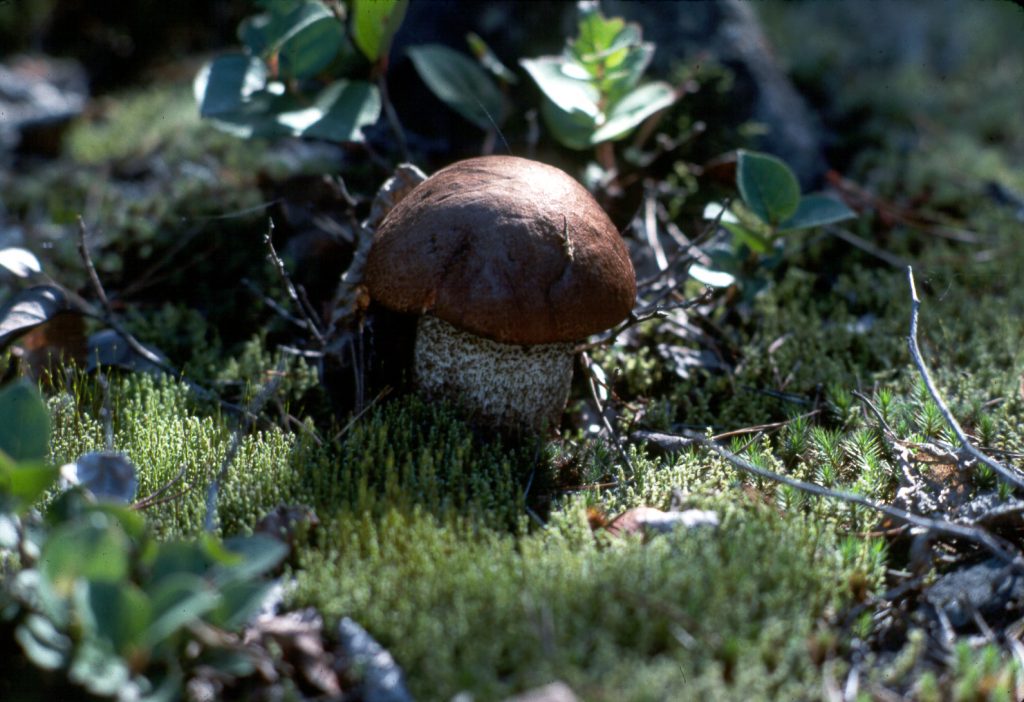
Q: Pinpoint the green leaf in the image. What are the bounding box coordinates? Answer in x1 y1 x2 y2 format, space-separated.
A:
65 452 139 505
538 98 597 150
408 44 506 131
213 534 288 587
277 13 347 80
520 56 601 118
3 461 59 513
13 568 69 627
573 10 627 63
291 79 381 142
238 13 275 56
466 32 517 84
145 573 221 648
352 0 408 63
267 1 335 55
137 669 183 702
777 193 857 232
601 41 653 102
0 380 51 462
199 531 244 567
592 81 676 143
148 541 211 584
0 285 68 350
737 150 801 226
0 246 42 277
41 515 132 594
723 222 772 255
209 580 277 631
79 580 152 656
688 264 736 288
194 54 268 118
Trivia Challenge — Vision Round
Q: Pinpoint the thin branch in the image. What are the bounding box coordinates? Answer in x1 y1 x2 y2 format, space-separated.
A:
77 215 112 312
852 389 898 440
242 277 309 330
642 184 669 272
74 219 197 375
635 199 729 289
632 428 1024 574
377 74 409 162
264 218 324 344
906 266 1024 491
827 225 909 269
580 352 635 474
204 363 286 532
576 288 716 353
710 410 821 442
132 463 191 511
332 387 391 443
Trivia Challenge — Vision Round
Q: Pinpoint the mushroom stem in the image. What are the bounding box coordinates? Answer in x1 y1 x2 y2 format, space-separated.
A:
414 316 574 433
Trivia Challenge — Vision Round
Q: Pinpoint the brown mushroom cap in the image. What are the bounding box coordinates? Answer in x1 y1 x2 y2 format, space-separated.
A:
364 156 636 345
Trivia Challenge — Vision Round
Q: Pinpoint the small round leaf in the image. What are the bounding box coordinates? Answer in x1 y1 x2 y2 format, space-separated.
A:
737 150 801 226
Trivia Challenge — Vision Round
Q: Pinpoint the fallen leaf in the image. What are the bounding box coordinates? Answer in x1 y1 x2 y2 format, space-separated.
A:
606 506 719 538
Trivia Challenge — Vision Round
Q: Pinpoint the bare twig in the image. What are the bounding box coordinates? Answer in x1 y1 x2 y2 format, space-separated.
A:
635 199 729 289
906 266 1024 491
132 463 191 511
580 351 634 474
71 219 263 420
827 225 909 269
77 215 112 312
242 278 309 330
264 219 324 344
74 219 191 374
632 428 1024 573
576 288 716 353
710 410 821 442
204 362 286 532
852 389 899 439
332 387 391 443
642 184 669 272
377 74 409 162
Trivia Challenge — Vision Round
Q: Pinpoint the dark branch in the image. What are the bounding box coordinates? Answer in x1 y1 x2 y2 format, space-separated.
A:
906 266 1024 491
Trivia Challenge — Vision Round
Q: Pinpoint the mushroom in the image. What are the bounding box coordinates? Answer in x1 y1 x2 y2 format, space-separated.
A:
363 155 636 432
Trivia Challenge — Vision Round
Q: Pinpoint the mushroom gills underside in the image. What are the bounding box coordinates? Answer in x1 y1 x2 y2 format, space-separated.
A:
414 315 575 432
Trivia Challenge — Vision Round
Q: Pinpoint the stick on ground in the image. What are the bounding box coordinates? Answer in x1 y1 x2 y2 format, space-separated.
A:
906 266 1024 491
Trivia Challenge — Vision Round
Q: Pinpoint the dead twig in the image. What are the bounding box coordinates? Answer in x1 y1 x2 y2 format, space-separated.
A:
710 410 821 442
827 225 910 269
204 361 286 532
74 217 256 419
906 266 1024 492
264 218 325 344
76 217 168 371
852 390 899 440
376 74 410 163
635 198 729 289
580 351 635 474
132 463 193 511
632 428 1024 574
331 387 391 443
576 288 716 353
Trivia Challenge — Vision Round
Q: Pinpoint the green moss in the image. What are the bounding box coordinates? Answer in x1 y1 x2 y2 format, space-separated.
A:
49 373 309 538
306 394 531 531
292 496 871 701
47 373 530 539
66 85 201 166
